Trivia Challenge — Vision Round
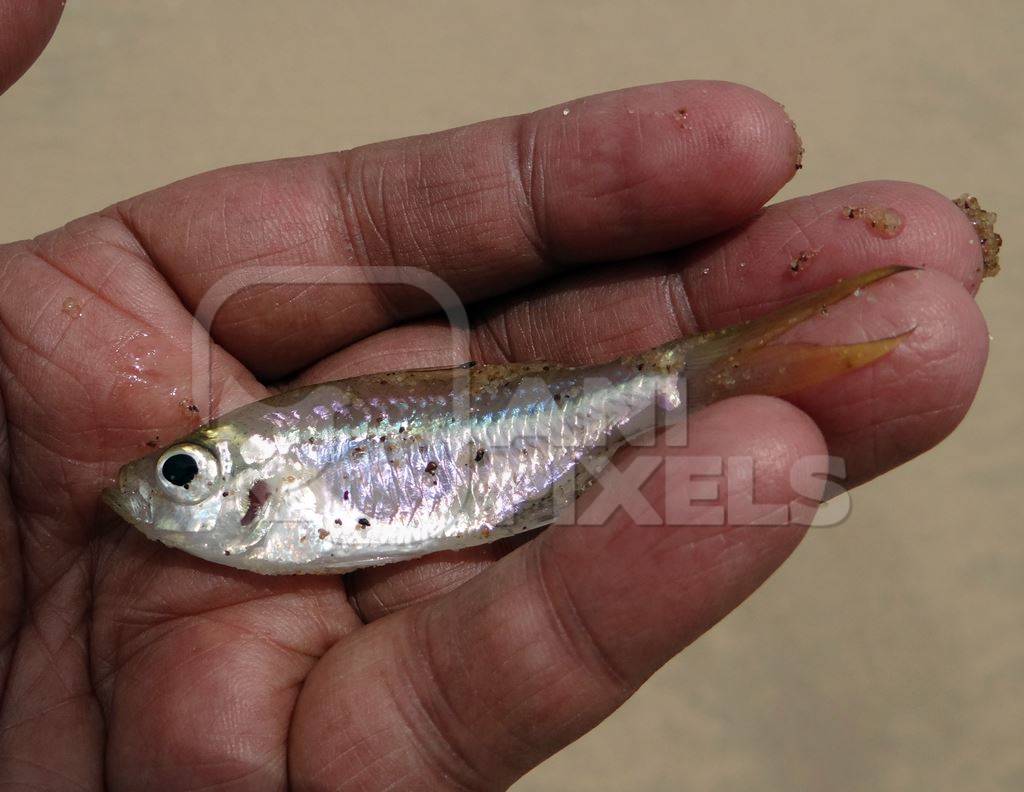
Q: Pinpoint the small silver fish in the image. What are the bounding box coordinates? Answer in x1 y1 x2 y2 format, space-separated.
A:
104 267 909 574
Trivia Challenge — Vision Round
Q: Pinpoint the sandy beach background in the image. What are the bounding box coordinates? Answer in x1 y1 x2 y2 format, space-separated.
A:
2 2 1020 789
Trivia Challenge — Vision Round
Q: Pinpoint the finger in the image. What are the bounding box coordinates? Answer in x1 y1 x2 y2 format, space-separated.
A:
0 0 63 95
291 397 823 788
114 81 802 379
469 180 990 485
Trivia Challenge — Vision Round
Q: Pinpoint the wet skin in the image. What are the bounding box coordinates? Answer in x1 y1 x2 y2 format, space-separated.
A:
0 3 991 790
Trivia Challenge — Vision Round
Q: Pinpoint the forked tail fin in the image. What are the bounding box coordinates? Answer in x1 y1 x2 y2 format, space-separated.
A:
675 266 913 411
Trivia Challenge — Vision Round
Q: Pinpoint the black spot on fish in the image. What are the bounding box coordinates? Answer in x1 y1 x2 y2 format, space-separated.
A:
474 448 487 462
425 460 438 475
357 517 370 528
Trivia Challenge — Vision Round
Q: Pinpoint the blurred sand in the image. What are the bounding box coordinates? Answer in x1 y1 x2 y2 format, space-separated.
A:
1 1 1020 789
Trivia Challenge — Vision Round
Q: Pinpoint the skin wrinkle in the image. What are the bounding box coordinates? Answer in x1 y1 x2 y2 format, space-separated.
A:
0 302 96 414
331 152 408 329
97 588 347 686
350 743 433 792
530 538 634 693
12 516 85 605
468 602 581 768
349 545 519 621
469 308 519 365
216 273 341 344
167 756 286 792
768 194 826 265
433 563 613 774
292 647 411 782
828 401 970 443
91 617 200 704
8 438 122 555
1 354 102 454
28 557 91 654
375 149 425 270
663 268 701 339
37 223 150 303
66 218 155 267
197 261 335 333
0 594 100 790
55 215 190 335
109 204 242 341
187 612 322 666
412 610 514 787
7 599 87 707
353 149 399 264
0 684 95 738
0 389 23 720
379 628 490 791
0 755 93 792
513 112 552 266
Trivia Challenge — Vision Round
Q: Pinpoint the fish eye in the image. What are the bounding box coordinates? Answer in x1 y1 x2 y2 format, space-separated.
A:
162 454 198 486
156 444 220 504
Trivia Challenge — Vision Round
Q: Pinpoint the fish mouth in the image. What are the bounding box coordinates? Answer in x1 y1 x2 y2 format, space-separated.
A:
102 471 153 527
102 485 132 523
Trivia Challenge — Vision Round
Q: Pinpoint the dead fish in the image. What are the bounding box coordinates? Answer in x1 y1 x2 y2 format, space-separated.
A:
104 266 911 574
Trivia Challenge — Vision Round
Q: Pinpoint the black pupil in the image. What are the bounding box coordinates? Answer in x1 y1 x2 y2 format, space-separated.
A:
162 453 199 487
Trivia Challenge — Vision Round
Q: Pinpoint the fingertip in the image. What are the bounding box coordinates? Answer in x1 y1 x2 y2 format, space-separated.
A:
837 180 992 293
0 0 64 95
528 80 804 259
677 81 805 215
683 179 997 332
789 267 990 483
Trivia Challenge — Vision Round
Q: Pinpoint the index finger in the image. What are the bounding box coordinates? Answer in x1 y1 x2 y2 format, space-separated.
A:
114 81 802 379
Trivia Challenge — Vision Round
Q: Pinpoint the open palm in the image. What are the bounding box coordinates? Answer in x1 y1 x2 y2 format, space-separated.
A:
0 7 991 790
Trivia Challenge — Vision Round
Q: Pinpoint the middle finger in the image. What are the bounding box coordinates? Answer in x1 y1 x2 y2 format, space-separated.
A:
114 81 801 380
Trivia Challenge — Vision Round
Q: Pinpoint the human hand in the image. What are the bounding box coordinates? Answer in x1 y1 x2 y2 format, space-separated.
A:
0 5 990 789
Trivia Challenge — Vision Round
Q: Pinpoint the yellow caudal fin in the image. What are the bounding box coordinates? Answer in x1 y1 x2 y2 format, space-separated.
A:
676 266 913 410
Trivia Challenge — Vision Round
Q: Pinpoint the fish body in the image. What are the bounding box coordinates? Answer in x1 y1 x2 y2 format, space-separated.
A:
105 267 909 574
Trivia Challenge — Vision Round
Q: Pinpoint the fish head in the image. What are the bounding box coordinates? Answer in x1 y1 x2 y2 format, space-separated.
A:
104 439 232 556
